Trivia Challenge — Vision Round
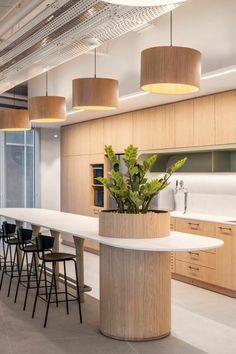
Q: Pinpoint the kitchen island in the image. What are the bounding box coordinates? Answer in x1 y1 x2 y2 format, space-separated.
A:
0 208 223 341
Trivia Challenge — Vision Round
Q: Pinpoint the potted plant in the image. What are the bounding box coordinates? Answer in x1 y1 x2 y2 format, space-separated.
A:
97 144 186 239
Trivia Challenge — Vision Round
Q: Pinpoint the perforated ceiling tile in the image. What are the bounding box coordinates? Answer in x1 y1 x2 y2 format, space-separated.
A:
0 0 185 93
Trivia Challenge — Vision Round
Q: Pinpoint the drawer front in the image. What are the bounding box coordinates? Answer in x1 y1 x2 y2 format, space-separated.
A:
170 217 176 231
171 252 175 272
176 260 216 284
215 223 236 237
176 251 216 269
175 218 216 253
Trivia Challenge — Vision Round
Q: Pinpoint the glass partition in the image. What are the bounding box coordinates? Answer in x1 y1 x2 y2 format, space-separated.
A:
0 129 36 208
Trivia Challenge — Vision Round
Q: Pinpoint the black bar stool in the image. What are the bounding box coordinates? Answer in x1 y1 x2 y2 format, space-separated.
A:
32 234 82 328
0 222 20 296
14 227 38 310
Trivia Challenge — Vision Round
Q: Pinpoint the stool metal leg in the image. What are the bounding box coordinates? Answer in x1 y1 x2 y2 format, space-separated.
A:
23 252 34 310
8 245 18 297
44 262 54 328
73 259 82 323
0 243 9 290
14 251 26 303
52 262 58 307
32 260 44 318
63 261 69 315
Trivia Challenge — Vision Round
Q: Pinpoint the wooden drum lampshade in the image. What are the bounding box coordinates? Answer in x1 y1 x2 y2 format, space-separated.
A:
72 77 118 110
141 46 201 94
0 109 30 131
28 96 66 123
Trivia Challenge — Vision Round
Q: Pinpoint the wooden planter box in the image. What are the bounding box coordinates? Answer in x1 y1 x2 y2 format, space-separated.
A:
99 210 170 239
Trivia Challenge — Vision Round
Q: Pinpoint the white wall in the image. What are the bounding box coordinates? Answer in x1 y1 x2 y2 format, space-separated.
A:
39 128 61 211
148 171 236 217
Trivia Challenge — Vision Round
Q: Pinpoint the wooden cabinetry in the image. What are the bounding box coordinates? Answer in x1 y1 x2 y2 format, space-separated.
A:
103 112 133 153
174 100 194 148
215 223 236 291
175 218 215 239
89 118 104 154
133 105 175 150
215 90 236 145
170 217 176 272
173 217 236 295
193 95 215 146
175 260 216 284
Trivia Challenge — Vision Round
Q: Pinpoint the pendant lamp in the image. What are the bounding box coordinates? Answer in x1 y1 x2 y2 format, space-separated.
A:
0 88 30 131
105 0 184 6
0 109 30 131
140 11 201 94
28 71 66 123
72 48 118 110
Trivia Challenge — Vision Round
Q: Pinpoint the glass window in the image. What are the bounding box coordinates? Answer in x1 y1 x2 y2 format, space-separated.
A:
4 130 35 208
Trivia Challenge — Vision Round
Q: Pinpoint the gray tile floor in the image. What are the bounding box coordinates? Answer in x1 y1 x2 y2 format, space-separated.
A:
0 247 236 354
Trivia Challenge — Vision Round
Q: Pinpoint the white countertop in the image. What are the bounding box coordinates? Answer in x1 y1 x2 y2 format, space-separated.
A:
171 211 236 224
0 208 223 252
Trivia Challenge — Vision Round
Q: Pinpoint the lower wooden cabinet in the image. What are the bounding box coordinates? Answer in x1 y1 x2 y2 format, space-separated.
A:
215 223 236 291
173 217 236 295
175 260 216 284
176 251 216 269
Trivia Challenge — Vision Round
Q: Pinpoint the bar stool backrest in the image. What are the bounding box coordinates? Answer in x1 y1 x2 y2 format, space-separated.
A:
17 228 33 250
2 222 16 241
36 235 54 260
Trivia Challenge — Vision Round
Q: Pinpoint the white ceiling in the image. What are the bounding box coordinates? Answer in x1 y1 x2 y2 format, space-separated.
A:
28 0 236 127
0 0 184 93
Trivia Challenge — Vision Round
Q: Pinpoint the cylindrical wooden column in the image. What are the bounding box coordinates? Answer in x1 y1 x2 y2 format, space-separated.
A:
100 245 171 341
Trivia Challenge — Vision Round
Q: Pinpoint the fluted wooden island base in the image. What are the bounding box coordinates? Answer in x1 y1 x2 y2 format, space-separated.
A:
100 245 171 341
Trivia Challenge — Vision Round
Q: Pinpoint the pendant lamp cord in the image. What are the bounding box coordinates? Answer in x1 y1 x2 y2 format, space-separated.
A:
170 10 173 46
94 47 97 78
46 70 48 96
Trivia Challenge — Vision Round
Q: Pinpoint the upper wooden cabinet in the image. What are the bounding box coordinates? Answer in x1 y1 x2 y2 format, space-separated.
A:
174 100 194 148
133 105 175 150
193 95 215 146
89 118 104 155
215 90 236 145
103 112 133 153
61 122 90 156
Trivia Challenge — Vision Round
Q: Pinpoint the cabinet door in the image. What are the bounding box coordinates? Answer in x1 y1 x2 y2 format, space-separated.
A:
133 105 175 150
89 119 104 155
215 223 236 290
132 107 154 150
174 100 194 148
193 95 215 146
152 105 175 149
103 113 133 153
61 156 82 213
215 90 236 144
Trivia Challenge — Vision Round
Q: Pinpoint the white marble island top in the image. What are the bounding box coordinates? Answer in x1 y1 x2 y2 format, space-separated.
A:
0 208 223 252
171 211 236 225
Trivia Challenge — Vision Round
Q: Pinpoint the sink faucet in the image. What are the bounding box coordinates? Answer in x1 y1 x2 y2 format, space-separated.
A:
184 191 188 214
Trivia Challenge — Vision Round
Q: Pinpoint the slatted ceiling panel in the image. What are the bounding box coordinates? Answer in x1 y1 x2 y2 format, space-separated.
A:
0 0 185 93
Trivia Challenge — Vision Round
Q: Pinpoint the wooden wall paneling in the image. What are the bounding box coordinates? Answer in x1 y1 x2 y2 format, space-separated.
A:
152 104 175 149
89 118 104 154
61 156 81 214
103 112 133 153
132 107 154 150
193 95 215 146
215 90 236 144
174 99 194 148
